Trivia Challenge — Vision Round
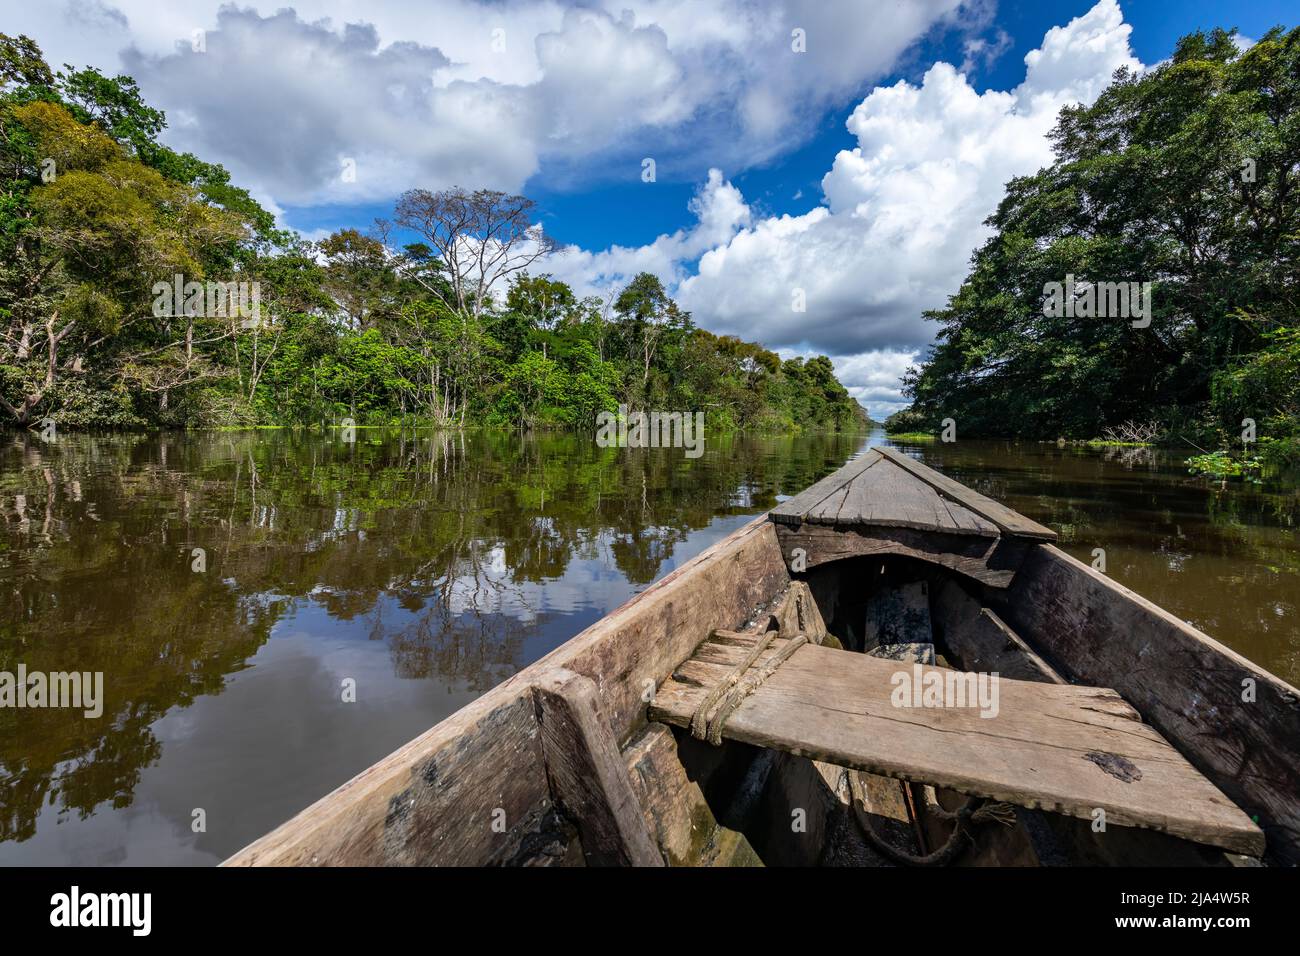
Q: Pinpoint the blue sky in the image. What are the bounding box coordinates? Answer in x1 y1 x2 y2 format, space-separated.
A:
286 0 1300 250
12 0 1295 418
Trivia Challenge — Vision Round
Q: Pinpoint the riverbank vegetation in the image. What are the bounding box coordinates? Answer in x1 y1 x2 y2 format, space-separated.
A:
898 26 1300 470
0 36 866 434
1186 449 1264 483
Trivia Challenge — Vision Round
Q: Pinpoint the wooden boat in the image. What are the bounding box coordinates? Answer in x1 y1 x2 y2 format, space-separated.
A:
224 447 1300 867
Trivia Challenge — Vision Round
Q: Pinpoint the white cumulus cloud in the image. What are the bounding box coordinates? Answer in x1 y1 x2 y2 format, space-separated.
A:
545 168 752 300
9 0 983 204
548 0 1142 420
676 0 1140 355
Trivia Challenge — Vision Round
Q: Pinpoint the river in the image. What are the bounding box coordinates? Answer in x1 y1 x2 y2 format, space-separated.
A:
0 428 1296 864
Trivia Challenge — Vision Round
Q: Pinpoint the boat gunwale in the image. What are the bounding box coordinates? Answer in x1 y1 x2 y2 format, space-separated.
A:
223 513 789 866
226 474 1300 866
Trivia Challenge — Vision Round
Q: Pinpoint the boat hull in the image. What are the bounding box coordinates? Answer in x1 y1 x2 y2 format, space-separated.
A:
226 511 1300 867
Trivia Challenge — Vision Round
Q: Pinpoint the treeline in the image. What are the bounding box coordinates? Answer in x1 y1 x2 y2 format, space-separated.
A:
0 36 866 434
897 27 1299 465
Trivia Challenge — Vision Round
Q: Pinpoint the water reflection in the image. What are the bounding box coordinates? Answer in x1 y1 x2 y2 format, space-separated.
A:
0 428 861 864
892 438 1300 685
2 429 1296 864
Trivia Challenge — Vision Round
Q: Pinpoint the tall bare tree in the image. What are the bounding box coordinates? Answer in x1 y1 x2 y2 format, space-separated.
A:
392 188 556 321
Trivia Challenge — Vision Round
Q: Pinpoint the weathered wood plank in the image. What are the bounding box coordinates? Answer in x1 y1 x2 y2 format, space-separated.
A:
776 448 998 536
534 668 665 866
227 513 792 867
834 457 962 533
771 580 828 644
776 521 1031 588
651 636 1263 855
876 446 1056 541
931 579 1068 685
940 497 1001 536
997 544 1300 864
624 725 723 866
223 682 559 866
806 483 852 523
770 449 881 525
533 514 791 745
622 601 783 867
857 639 933 860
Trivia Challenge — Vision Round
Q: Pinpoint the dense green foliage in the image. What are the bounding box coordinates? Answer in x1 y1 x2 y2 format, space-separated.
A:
902 26 1300 465
1186 449 1264 482
0 37 865 434
883 407 930 436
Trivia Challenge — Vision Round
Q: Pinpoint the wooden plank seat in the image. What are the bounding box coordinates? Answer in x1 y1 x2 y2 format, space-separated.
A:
650 630 1264 856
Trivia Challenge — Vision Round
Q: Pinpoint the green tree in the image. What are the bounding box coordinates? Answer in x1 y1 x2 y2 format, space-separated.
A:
0 34 864 435
905 26 1300 442
614 272 692 400
1 99 248 424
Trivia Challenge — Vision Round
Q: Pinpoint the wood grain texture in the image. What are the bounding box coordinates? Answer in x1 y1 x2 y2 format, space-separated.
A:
772 580 828 644
928 576 1249 865
806 483 852 523
651 635 1264 855
875 446 1056 541
531 514 791 746
939 497 1004 536
534 668 664 866
931 578 1067 684
623 725 713 866
781 452 999 538
835 458 935 528
831 457 996 536
855 640 931 861
770 449 881 525
776 521 1031 588
996 544 1300 864
223 682 557 866
623 723 769 867
226 514 792 866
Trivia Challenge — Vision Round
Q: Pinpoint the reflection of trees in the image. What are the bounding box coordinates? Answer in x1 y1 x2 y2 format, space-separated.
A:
1099 445 1157 469
0 427 862 843
387 604 534 693
1 435 282 843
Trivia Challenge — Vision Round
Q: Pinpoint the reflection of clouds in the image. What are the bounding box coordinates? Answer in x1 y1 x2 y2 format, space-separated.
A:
0 790 200 866
431 516 758 623
1 429 865 864
515 530 636 617
434 535 623 619
518 516 758 616
441 541 533 618
1 618 484 864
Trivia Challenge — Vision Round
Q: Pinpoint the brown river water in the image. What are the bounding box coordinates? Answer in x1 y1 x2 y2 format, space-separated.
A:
1 428 1296 864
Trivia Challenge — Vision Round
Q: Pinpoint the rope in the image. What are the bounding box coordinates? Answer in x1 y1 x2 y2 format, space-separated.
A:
706 634 808 745
848 772 1017 867
930 798 1019 827
688 630 777 740
690 632 809 746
